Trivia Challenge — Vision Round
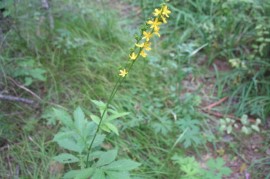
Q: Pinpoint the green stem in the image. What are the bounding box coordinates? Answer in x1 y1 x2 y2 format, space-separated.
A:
85 77 121 167
84 9 156 166
85 59 137 167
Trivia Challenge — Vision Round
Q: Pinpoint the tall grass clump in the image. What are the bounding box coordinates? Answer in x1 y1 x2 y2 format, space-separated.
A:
0 0 141 177
135 0 270 121
49 3 172 178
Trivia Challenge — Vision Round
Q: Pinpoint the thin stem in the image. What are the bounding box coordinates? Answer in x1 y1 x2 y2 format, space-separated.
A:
84 4 166 167
85 77 121 167
85 60 135 167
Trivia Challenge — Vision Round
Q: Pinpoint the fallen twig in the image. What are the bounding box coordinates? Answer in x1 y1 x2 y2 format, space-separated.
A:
201 108 256 123
0 94 35 105
204 96 228 110
8 77 42 101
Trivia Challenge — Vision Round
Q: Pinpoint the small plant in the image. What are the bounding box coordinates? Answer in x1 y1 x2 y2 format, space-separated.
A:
176 117 203 148
50 3 172 178
202 158 232 179
240 115 261 135
8 58 46 86
172 155 232 179
52 106 140 178
220 115 261 135
171 155 202 179
219 118 236 134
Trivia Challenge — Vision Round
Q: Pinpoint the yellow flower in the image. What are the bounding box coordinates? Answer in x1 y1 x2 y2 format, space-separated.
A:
147 18 162 31
161 15 167 23
119 69 128 77
162 5 171 18
129 52 137 60
153 8 162 16
135 43 144 48
143 31 153 41
140 50 147 58
143 42 151 51
154 27 161 37
135 42 151 51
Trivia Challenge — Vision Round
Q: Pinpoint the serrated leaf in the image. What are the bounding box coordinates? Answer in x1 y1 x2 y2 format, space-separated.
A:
102 159 141 171
151 122 170 135
180 127 202 148
91 114 101 124
241 126 250 135
92 169 106 179
53 108 73 128
106 171 130 179
105 123 119 135
57 138 83 153
89 134 106 148
96 149 118 167
100 124 111 133
177 118 201 131
73 107 86 134
205 158 232 178
24 77 33 86
53 153 79 164
91 100 106 111
227 125 232 134
63 168 94 179
106 112 129 122
30 68 46 81
251 124 260 132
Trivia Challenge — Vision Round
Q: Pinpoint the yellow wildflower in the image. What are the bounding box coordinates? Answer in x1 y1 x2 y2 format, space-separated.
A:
135 43 144 48
143 42 151 51
154 27 161 37
161 15 167 23
119 69 128 77
153 8 162 16
140 50 147 58
143 31 153 41
129 52 137 60
135 42 151 51
147 18 162 31
162 5 171 18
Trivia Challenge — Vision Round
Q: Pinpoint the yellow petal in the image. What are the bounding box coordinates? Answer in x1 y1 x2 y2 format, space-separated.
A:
129 52 137 60
135 43 144 48
119 69 128 77
140 50 147 58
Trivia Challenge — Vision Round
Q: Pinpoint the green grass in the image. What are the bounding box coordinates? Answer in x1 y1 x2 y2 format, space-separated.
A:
1 0 270 178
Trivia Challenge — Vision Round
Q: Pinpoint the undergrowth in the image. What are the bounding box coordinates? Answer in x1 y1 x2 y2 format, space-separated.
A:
0 0 269 178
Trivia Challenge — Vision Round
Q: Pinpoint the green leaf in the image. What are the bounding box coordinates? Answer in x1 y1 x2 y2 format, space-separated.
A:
227 125 232 134
105 112 129 122
105 123 119 135
24 77 33 86
96 149 118 167
91 114 101 124
29 68 46 81
106 171 130 179
91 100 106 111
180 127 202 148
102 159 141 171
251 124 260 132
63 168 94 179
92 169 106 179
57 138 83 153
177 118 201 131
204 158 232 178
53 132 84 153
73 107 86 134
89 134 106 148
151 119 172 135
53 108 73 128
53 153 79 164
